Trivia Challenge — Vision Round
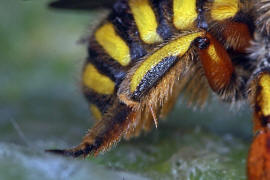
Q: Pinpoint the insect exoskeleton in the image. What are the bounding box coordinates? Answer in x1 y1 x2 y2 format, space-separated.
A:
48 1 270 180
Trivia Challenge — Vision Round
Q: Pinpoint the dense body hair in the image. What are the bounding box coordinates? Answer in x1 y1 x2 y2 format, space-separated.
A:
48 1 270 179
84 0 256 128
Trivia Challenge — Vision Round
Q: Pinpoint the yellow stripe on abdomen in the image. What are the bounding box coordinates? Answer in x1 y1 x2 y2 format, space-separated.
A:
211 0 239 21
90 104 102 121
129 0 162 44
173 0 197 30
95 23 131 66
130 32 204 93
83 64 115 94
259 74 270 116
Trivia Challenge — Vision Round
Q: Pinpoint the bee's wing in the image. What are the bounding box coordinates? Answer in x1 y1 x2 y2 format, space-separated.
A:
49 0 117 10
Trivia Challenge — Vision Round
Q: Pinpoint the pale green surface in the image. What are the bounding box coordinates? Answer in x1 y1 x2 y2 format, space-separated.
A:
0 0 253 179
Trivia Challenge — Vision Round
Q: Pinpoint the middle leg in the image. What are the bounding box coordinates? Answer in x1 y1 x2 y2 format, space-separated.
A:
194 33 253 103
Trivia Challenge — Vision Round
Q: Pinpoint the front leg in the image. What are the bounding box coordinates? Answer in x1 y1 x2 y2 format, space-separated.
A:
248 71 270 180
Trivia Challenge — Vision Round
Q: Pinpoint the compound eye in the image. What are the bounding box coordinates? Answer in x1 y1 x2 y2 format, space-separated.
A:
194 37 210 49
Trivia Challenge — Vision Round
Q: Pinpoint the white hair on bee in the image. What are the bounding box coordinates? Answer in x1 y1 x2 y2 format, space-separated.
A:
255 0 270 36
247 0 270 76
249 34 267 63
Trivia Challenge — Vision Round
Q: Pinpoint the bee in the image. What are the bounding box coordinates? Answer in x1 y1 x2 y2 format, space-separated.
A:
47 0 270 179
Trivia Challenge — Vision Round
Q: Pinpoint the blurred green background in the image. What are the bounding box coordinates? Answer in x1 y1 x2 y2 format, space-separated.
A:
0 0 254 179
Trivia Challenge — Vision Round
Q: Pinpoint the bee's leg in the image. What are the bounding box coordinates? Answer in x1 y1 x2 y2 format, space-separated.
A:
47 99 134 157
194 33 235 95
47 32 205 157
247 71 270 180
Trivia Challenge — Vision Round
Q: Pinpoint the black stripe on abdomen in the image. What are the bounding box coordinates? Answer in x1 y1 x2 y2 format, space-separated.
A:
83 88 114 114
108 0 147 61
88 40 127 87
151 0 174 40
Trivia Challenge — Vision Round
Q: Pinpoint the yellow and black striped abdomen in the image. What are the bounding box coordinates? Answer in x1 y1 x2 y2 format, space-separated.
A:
82 0 199 119
82 0 252 120
48 0 260 159
83 0 173 120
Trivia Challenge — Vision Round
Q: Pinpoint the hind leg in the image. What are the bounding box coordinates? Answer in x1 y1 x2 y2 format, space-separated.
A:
47 100 133 157
247 70 270 180
47 32 206 157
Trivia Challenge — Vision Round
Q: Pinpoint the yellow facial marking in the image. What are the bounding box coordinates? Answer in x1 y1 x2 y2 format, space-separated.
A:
83 64 115 94
129 0 162 44
211 0 239 21
90 104 102 121
95 23 131 66
259 74 270 116
173 0 197 29
130 32 204 92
